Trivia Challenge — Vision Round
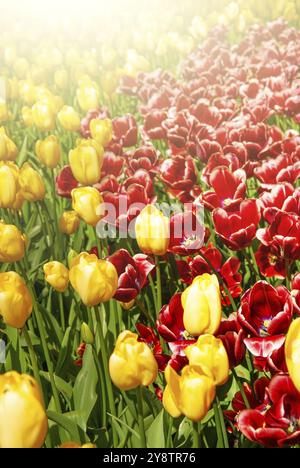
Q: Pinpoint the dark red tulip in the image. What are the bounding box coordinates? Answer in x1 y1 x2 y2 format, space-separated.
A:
56 165 78 198
113 114 138 147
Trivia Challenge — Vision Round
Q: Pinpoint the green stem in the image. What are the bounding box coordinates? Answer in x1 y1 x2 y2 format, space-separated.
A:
58 294 65 331
136 386 147 448
166 414 173 448
216 397 229 448
94 305 118 447
192 421 200 448
231 369 250 409
213 402 223 448
91 345 107 428
22 325 43 401
155 256 162 313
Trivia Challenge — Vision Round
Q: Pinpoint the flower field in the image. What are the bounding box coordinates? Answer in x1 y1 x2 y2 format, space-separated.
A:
2 0 300 450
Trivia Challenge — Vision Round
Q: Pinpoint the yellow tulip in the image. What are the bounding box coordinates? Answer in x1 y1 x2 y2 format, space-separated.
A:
43 261 69 293
69 252 118 306
135 205 170 256
109 330 158 391
18 80 36 105
181 274 222 336
185 335 229 386
32 100 56 131
69 139 104 185
163 365 215 422
0 101 10 123
19 163 46 202
285 318 300 393
0 223 26 263
57 106 81 132
60 442 96 448
76 84 99 112
59 211 80 235
0 128 18 161
21 106 34 127
54 69 68 90
0 272 32 328
90 118 112 147
35 135 61 169
71 187 105 226
0 162 18 208
0 371 48 448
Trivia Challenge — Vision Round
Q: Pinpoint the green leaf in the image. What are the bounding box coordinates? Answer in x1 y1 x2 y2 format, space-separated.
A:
147 409 165 448
40 372 73 400
47 410 83 443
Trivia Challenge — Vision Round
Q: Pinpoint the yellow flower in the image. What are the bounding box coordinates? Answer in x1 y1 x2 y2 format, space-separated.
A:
57 106 80 132
35 135 61 169
0 162 18 208
163 365 216 422
60 442 96 448
109 330 158 391
90 118 112 147
0 371 48 448
71 187 105 226
0 101 10 123
59 211 80 235
32 100 56 131
21 106 34 127
0 223 26 263
76 84 99 112
0 128 18 161
69 252 118 306
43 261 69 293
185 335 229 386
181 274 222 336
135 205 170 256
285 317 300 393
0 272 32 328
54 69 68 90
19 163 46 202
69 139 104 185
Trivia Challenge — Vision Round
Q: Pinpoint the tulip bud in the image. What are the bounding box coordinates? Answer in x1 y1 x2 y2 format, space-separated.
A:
59 211 80 235
182 274 222 336
0 272 32 328
135 205 170 256
69 139 104 186
185 335 229 386
109 330 158 391
32 100 56 131
19 163 46 202
35 135 61 169
0 162 18 208
0 128 18 161
43 261 69 293
0 371 48 448
69 253 118 306
0 223 26 263
76 84 100 112
285 318 300 393
90 118 112 147
57 106 80 132
71 187 105 226
81 322 94 345
163 365 216 422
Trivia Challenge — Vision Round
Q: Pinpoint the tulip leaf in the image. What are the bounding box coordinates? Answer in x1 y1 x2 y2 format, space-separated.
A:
18 135 28 166
147 409 165 448
72 344 98 430
40 371 73 400
47 410 84 444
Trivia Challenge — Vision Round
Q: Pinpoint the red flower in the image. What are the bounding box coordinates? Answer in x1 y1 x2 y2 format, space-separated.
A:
101 152 124 178
201 167 246 211
80 108 111 138
113 114 138 147
157 293 186 342
56 165 78 198
237 374 300 448
136 323 169 372
237 281 293 338
160 155 197 195
255 243 287 279
244 335 287 373
142 110 167 140
108 249 154 303
126 146 158 176
216 314 246 368
168 210 205 256
213 199 261 250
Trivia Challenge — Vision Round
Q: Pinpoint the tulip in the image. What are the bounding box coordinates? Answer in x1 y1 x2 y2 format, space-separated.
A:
54 69 68 90
35 135 61 169
69 253 118 306
76 84 99 112
285 318 300 393
0 101 9 123
0 223 26 263
69 139 104 185
0 272 32 328
71 187 105 226
135 205 170 256
57 106 80 132
0 162 18 208
0 371 48 448
43 261 69 293
181 274 222 337
185 335 229 386
21 106 34 127
32 100 56 131
0 128 18 161
81 322 94 345
90 118 112 147
19 163 46 202
163 365 216 422
60 442 96 449
109 330 158 391
59 211 80 235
